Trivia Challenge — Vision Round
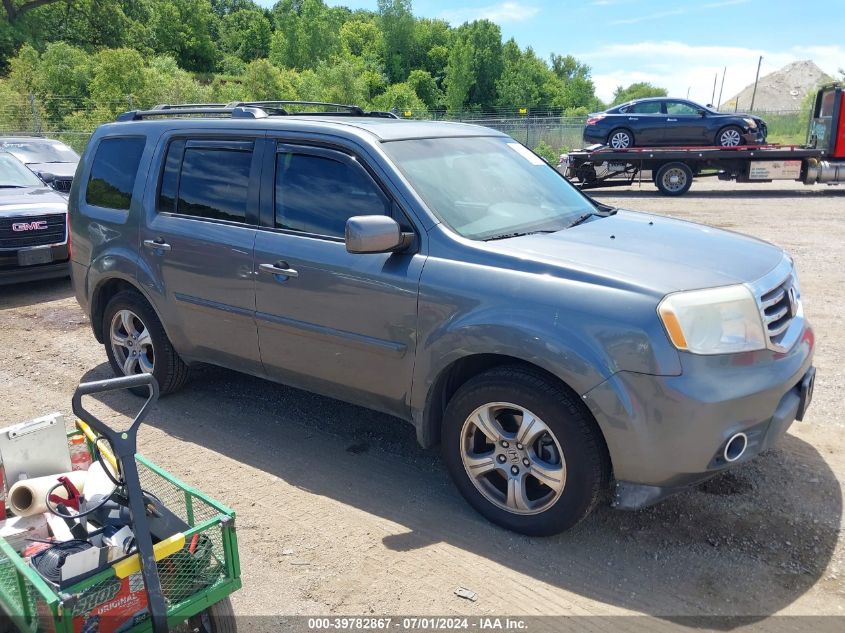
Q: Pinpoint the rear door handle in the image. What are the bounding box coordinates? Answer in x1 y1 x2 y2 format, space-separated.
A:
143 239 171 252
259 262 299 278
667 118 678 122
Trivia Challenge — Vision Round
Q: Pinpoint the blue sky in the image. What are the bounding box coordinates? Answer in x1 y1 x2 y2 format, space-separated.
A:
258 0 845 104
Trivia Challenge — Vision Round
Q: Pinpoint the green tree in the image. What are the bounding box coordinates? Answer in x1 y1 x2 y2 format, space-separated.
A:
90 47 147 111
1 0 64 24
410 17 449 77
35 42 93 119
378 0 413 82
299 56 370 105
496 41 550 108
407 69 441 109
611 82 667 106
452 20 503 109
219 8 271 62
339 16 382 61
7 42 38 93
272 0 342 70
371 82 426 115
241 58 299 101
141 55 212 107
444 35 473 113
150 0 218 72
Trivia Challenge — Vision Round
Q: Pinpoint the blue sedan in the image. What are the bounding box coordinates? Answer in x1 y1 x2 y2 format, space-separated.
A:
583 98 768 149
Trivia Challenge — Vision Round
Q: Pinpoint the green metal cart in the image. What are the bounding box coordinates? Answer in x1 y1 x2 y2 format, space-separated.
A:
0 378 241 633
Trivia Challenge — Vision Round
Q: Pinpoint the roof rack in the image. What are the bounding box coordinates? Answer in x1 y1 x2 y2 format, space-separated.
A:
116 101 401 122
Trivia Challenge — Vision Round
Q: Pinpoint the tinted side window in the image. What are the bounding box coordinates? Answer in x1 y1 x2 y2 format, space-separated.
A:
666 101 699 115
158 139 185 213
275 152 389 238
176 146 252 222
86 137 146 210
630 101 662 114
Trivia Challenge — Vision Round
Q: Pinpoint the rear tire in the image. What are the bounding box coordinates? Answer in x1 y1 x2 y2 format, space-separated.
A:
655 162 693 196
607 128 633 149
441 366 610 536
103 290 189 395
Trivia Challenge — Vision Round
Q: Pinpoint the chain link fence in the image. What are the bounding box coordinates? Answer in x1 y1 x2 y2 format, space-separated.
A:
0 95 811 158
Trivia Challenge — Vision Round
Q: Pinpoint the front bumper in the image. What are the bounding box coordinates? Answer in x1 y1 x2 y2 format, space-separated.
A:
583 325 814 509
0 244 70 285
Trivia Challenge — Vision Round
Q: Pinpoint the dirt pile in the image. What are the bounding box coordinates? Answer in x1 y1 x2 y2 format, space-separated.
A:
720 60 833 112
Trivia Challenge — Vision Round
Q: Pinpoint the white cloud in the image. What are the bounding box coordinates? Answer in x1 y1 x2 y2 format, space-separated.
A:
581 41 845 104
610 0 749 25
440 2 540 25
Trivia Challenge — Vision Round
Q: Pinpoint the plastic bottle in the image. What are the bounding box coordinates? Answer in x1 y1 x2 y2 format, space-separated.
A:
69 435 93 471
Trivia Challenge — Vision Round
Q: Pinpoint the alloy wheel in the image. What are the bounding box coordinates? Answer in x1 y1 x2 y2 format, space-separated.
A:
460 402 566 515
720 129 741 146
609 131 631 149
110 309 155 375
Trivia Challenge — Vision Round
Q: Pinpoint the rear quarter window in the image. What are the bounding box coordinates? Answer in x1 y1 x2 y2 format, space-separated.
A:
85 136 146 210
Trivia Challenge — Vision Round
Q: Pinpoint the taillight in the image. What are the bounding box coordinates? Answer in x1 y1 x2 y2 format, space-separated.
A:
585 115 605 126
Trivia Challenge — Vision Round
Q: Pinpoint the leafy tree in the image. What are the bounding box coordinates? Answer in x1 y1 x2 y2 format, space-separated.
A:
241 58 299 101
371 81 425 115
141 55 211 107
407 69 441 109
219 8 271 62
89 47 146 112
1 0 64 24
410 17 449 77
496 41 550 108
299 56 370 105
272 0 342 70
444 35 473 113
378 0 413 82
452 20 503 109
611 82 667 106
35 42 92 119
7 41 37 93
149 0 218 72
339 16 382 61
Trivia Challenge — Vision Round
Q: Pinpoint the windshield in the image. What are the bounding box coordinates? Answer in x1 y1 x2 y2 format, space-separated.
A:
382 136 596 240
0 153 45 187
0 139 79 164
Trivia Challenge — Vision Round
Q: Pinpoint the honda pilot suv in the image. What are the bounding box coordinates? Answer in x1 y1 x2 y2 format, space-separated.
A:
69 102 816 535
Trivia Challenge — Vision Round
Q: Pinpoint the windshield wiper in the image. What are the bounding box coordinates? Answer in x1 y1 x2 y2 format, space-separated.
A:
0 185 27 188
566 212 596 228
484 229 557 242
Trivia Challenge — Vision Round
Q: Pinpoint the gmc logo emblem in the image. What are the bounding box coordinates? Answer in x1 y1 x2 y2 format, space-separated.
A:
11 221 48 232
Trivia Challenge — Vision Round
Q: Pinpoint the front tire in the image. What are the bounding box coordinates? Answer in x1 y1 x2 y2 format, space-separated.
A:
717 125 743 147
442 366 609 536
103 290 189 395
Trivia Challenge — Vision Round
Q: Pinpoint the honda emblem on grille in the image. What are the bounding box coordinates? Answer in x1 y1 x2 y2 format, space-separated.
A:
787 286 798 318
11 220 48 232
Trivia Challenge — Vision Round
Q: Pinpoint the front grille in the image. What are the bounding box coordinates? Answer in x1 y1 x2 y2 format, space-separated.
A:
52 178 72 193
758 275 798 350
0 213 66 249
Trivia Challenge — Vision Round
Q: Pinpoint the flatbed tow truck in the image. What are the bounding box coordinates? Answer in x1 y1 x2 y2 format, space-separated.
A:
563 83 845 196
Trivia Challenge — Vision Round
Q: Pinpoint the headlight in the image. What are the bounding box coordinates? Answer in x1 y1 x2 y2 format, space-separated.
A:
658 285 766 355
743 117 758 129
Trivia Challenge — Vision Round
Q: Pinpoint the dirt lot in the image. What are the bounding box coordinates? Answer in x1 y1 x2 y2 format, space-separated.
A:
1 179 844 626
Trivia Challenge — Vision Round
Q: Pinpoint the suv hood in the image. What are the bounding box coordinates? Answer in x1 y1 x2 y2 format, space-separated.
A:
484 210 784 294
0 186 68 214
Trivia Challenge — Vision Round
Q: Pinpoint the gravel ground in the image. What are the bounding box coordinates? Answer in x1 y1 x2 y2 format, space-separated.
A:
0 179 843 626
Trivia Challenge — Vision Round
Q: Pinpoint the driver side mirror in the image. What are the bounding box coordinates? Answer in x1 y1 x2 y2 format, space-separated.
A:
699 109 708 116
345 215 413 254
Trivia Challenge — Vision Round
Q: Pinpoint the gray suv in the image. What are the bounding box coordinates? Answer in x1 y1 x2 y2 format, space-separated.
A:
69 102 816 535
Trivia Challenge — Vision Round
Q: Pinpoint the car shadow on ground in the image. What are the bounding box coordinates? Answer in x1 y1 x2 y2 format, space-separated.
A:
0 277 72 310
79 363 841 628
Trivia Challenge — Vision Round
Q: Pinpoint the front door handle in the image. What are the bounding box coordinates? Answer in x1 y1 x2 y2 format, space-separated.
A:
143 239 171 252
259 262 299 278
667 118 678 122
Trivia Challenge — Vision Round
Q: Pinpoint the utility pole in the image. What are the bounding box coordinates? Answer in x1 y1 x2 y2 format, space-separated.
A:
686 86 691 99
750 56 763 112
717 67 726 110
711 73 717 106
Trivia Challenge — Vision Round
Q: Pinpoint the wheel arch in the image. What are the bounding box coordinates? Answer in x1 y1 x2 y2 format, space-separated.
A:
90 276 163 345
418 352 611 468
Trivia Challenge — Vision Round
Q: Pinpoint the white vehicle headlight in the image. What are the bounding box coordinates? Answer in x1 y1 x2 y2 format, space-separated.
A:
658 285 766 355
743 118 758 129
